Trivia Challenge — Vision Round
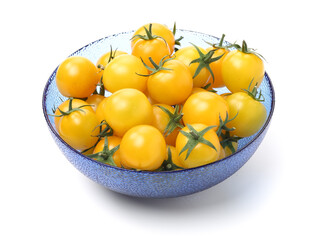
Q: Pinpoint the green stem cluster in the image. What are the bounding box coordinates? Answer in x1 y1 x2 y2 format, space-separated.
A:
216 112 242 154
156 105 184 137
179 124 217 160
189 43 224 82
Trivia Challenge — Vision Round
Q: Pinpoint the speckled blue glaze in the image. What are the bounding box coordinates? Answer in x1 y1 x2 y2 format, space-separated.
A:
42 30 275 198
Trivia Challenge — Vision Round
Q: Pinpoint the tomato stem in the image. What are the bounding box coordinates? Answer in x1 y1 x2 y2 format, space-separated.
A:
216 112 242 154
179 124 217 160
49 98 94 118
172 22 184 52
189 43 224 82
137 55 173 77
242 79 265 102
155 147 184 171
156 105 184 137
86 136 119 166
131 23 167 45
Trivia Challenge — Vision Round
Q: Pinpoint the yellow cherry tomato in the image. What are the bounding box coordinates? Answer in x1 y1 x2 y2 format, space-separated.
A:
93 136 122 167
56 56 100 98
176 123 221 168
104 88 153 137
120 125 166 171
132 37 170 67
218 145 226 160
102 54 148 93
86 94 105 112
131 23 175 54
97 50 127 69
147 59 193 105
54 98 91 131
151 104 182 146
174 45 210 88
221 41 265 93
182 91 229 130
226 92 267 137
166 146 184 169
55 99 99 151
95 97 109 123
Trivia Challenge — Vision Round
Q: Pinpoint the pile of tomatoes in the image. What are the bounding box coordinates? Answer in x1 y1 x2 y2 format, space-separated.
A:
52 23 267 171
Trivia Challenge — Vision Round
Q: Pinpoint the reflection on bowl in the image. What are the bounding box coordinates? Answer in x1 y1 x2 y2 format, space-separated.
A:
42 29 275 198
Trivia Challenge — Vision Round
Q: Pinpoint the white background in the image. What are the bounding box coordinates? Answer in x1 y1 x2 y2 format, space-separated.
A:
1 0 327 239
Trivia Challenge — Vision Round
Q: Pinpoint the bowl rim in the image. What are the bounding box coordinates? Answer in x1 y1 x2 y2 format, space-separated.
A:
42 29 275 175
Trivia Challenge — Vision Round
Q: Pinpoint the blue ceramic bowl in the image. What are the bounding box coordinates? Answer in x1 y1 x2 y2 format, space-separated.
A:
42 29 275 198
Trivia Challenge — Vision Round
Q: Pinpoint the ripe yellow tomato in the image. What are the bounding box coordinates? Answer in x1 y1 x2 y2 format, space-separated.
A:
176 123 221 168
120 125 166 171
104 88 153 137
93 136 122 167
166 146 184 169
55 99 99 151
95 97 109 123
182 91 229 130
96 50 127 78
131 23 175 54
86 94 105 112
174 45 210 88
151 104 182 146
97 50 127 69
56 56 100 98
147 59 193 105
132 37 170 67
218 145 226 160
221 41 265 93
226 92 267 137
102 54 148 93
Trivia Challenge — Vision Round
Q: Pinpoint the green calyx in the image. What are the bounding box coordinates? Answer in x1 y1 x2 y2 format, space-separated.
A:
87 137 119 166
201 83 217 93
156 105 184 137
137 55 173 77
131 23 167 44
93 120 114 138
172 22 184 52
50 98 93 118
233 40 266 61
189 43 224 82
179 124 217 160
242 79 265 102
156 147 184 171
81 120 114 154
205 33 229 50
216 112 242 154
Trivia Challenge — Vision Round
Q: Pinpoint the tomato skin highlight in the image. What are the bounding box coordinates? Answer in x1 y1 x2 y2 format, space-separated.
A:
56 56 100 98
226 92 267 137
120 125 166 171
104 88 153 137
221 50 265 93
